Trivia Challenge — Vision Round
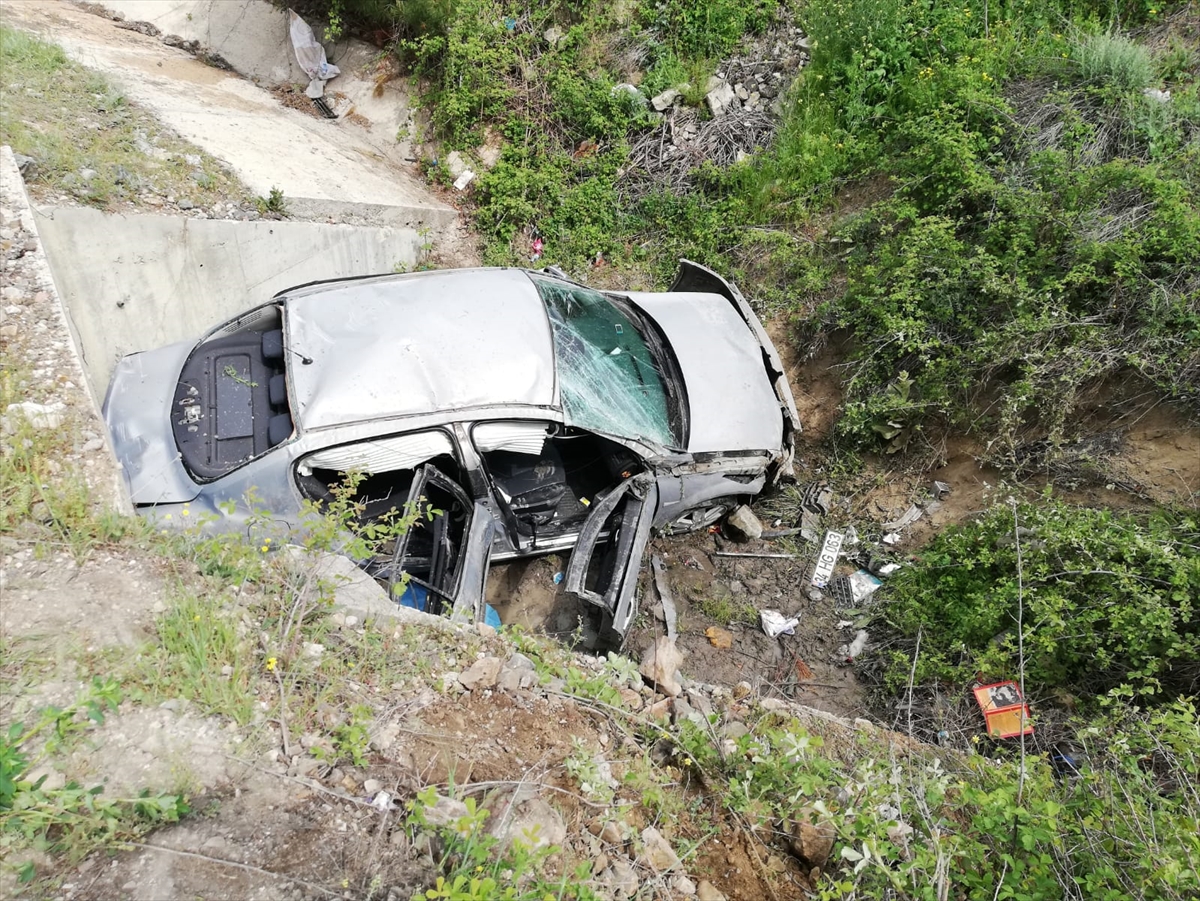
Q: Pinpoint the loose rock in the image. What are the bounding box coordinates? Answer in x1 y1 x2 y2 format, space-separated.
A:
639 636 683 697
458 656 501 690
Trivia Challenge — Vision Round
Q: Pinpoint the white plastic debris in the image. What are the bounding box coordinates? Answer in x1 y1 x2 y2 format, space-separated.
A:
761 609 800 638
883 505 923 531
288 10 341 83
370 790 396 811
453 169 476 191
839 629 869 660
847 569 883 603
877 563 902 577
882 532 902 545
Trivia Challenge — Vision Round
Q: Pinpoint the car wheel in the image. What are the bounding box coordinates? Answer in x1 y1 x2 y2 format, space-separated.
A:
664 498 737 535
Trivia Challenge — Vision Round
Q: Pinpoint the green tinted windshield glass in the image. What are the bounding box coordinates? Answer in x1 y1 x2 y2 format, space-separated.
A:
533 277 678 448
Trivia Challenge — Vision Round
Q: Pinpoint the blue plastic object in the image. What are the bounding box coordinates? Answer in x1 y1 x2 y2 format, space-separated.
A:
397 582 501 629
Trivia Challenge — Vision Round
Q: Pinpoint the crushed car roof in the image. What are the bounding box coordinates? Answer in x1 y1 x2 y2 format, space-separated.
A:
283 269 557 430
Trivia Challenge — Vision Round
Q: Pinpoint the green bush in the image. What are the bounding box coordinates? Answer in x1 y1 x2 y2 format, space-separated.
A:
1072 30 1156 92
641 0 780 59
881 499 1200 698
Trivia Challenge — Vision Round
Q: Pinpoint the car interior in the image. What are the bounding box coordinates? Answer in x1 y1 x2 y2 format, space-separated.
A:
474 424 640 541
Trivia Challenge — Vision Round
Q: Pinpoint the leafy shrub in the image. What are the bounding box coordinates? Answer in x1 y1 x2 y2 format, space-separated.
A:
641 0 780 59
881 499 1200 698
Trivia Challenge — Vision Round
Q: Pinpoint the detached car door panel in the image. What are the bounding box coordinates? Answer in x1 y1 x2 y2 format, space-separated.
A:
564 474 660 643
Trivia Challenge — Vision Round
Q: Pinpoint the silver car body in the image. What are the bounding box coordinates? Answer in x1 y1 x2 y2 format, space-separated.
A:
104 261 799 641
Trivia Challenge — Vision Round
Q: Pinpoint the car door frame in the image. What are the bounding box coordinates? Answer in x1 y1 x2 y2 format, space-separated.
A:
383 464 496 626
562 472 661 645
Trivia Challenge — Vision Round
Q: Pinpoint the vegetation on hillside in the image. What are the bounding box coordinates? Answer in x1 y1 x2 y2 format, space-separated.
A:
313 0 1198 464
298 1 1200 897
2 6 1197 899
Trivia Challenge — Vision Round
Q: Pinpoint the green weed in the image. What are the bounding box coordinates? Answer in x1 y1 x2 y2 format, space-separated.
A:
254 185 287 215
0 679 189 880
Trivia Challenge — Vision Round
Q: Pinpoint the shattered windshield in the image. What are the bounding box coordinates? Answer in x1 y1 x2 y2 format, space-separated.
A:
533 276 683 449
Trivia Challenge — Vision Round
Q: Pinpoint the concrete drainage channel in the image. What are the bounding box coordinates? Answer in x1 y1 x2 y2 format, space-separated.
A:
36 205 436 390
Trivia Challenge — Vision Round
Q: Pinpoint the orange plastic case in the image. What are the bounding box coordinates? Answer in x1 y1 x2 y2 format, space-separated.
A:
973 681 1034 739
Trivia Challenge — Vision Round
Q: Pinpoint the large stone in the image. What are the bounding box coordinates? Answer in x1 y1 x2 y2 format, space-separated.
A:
789 812 835 869
491 797 566 850
459 656 502 690
639 636 684 697
651 88 681 111
422 794 469 827
724 505 763 540
602 859 639 897
443 150 470 179
696 881 727 901
638 826 681 873
705 79 737 117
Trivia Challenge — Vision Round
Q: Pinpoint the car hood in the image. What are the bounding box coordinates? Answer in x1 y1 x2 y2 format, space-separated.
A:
103 341 202 505
621 291 784 455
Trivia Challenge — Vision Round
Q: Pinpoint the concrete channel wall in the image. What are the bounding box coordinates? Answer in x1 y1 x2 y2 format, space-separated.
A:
35 205 428 389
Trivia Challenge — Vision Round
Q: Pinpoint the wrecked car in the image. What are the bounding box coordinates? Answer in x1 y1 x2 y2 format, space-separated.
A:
103 261 799 644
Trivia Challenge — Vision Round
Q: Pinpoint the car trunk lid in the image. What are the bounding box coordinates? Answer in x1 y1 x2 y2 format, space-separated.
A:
103 341 202 505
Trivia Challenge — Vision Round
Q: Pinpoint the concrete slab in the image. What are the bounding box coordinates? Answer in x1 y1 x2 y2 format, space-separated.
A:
5 0 452 228
34 205 427 388
95 0 426 164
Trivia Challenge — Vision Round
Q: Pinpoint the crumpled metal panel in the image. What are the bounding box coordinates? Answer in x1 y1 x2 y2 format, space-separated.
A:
620 291 783 454
285 270 556 431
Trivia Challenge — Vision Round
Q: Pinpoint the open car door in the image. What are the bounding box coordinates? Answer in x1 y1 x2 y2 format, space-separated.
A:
386 465 495 626
564 473 659 647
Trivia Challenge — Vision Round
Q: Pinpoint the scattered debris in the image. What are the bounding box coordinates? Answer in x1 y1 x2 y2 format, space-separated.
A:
882 532 902 545
713 550 797 559
839 630 869 660
811 530 845 588
802 484 834 516
452 169 476 191
760 526 802 539
288 9 340 82
932 480 952 500
829 570 882 605
705 626 733 649
799 510 822 542
883 504 923 532
973 681 1034 739
761 609 800 638
650 554 678 641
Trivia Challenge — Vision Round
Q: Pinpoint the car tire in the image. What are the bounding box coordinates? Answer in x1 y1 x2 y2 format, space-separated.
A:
663 498 737 534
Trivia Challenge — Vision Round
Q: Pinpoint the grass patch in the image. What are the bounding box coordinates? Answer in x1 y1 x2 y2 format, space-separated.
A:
0 24 250 209
1073 29 1156 91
